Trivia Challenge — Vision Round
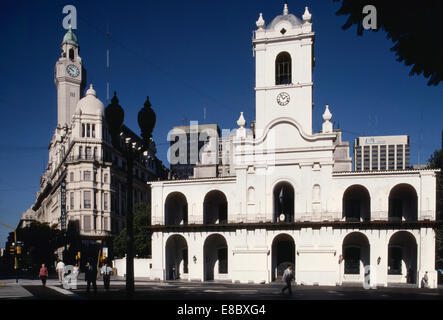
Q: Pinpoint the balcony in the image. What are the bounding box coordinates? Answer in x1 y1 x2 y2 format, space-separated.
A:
66 154 103 164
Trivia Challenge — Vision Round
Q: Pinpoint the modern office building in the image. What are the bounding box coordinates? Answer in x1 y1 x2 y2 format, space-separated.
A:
169 124 234 179
354 135 410 171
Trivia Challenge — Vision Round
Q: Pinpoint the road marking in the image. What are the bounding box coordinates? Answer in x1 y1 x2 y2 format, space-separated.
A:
47 286 85 300
327 290 345 296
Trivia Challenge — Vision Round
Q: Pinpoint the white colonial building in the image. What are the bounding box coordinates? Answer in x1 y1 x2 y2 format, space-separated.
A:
148 4 439 288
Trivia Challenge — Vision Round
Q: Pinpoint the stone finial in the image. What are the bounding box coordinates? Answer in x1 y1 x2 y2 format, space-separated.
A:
283 3 289 15
237 112 246 128
86 84 96 96
303 6 312 22
236 112 247 139
322 105 333 133
256 13 265 29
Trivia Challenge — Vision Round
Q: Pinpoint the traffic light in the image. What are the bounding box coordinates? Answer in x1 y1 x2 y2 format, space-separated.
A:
16 246 21 255
9 245 15 255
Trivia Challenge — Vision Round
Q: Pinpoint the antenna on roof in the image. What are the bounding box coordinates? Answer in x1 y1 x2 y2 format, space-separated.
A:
106 24 111 104
419 111 423 164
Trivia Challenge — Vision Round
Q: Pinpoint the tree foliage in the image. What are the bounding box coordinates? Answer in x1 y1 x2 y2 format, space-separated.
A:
113 202 152 258
4 221 63 275
427 148 443 273
334 0 443 86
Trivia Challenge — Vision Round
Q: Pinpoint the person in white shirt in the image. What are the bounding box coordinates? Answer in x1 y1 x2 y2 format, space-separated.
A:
72 263 79 282
56 260 65 283
100 262 113 290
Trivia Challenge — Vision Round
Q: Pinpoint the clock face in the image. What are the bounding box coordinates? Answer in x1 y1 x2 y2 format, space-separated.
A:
277 92 290 106
66 64 79 78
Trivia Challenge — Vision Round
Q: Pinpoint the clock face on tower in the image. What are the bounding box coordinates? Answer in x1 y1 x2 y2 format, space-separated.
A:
276 92 290 106
66 64 79 78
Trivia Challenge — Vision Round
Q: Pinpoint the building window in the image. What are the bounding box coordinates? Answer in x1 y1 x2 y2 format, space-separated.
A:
82 124 85 137
70 172 74 182
84 171 91 181
79 146 83 159
84 215 91 232
103 217 108 231
92 124 96 138
275 52 292 85
70 192 74 210
84 191 91 209
104 193 109 211
87 124 91 137
86 147 92 159
104 173 108 183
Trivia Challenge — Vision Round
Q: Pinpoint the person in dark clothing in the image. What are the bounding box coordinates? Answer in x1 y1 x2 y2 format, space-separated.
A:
85 262 97 293
281 265 294 296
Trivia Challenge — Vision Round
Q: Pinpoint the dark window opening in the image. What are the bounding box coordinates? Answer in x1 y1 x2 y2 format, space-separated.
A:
275 52 292 85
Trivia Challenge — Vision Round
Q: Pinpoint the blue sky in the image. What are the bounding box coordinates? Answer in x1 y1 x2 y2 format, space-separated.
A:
0 0 442 246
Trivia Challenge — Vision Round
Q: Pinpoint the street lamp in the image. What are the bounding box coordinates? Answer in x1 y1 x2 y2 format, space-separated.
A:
105 93 156 298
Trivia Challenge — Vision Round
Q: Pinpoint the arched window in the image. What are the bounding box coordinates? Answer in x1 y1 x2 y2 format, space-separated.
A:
388 184 418 222
342 185 371 222
165 192 188 225
69 48 74 61
203 190 228 224
273 182 294 223
275 52 292 85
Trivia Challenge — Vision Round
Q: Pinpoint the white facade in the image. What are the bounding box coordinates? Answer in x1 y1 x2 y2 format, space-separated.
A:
149 5 439 288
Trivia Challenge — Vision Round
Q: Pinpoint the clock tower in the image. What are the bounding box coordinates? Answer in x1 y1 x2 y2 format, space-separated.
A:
55 27 86 127
253 4 314 135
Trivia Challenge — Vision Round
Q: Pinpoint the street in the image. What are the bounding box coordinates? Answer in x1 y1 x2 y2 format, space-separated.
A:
1 279 442 300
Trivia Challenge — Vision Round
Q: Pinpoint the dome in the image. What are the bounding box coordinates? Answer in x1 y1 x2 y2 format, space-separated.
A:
62 27 78 46
76 84 104 116
266 14 303 31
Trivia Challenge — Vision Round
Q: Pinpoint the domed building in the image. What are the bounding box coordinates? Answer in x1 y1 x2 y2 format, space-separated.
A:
24 27 168 263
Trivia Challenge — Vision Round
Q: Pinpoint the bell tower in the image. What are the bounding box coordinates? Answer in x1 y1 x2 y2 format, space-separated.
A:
55 27 86 127
253 4 314 135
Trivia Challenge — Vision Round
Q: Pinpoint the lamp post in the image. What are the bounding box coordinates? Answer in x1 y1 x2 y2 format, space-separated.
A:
105 93 156 298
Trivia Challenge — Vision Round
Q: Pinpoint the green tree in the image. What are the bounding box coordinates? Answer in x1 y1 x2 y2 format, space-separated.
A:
113 202 152 258
334 0 443 86
5 221 63 275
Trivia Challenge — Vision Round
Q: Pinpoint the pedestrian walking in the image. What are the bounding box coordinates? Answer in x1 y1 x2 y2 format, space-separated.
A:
281 265 294 296
421 271 429 288
72 263 79 283
56 260 65 284
38 264 48 286
100 262 113 290
85 262 97 293
172 265 177 280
